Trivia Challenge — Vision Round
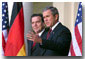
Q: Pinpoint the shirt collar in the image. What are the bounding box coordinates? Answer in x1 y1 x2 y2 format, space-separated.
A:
38 29 45 37
51 22 60 30
38 22 60 36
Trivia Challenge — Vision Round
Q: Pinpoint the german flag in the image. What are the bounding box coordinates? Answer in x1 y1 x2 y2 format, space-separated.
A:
5 2 26 56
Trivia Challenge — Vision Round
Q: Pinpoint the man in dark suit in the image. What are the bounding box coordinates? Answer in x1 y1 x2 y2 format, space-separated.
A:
27 14 48 56
27 6 71 56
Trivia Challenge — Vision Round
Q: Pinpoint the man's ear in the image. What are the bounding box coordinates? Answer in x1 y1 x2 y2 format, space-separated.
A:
55 14 58 21
42 23 45 29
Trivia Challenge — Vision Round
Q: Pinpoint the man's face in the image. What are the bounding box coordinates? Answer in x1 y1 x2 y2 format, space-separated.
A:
32 16 44 33
43 9 58 27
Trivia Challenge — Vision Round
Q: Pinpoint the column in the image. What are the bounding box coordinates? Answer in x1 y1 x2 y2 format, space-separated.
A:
23 2 33 56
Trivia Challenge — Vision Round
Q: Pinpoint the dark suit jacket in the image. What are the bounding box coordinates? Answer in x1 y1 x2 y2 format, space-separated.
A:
40 23 71 56
28 29 48 56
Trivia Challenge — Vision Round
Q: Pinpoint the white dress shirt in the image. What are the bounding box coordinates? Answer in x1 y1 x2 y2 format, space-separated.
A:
38 29 45 37
51 22 60 31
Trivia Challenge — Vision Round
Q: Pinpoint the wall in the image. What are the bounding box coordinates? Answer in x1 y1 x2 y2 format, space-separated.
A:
53 2 79 33
33 2 52 13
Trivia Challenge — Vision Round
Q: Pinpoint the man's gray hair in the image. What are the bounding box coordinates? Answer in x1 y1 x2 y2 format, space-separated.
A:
43 6 59 21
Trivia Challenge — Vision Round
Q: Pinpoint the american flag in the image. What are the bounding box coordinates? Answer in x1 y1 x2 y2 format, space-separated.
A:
2 2 9 56
68 2 82 56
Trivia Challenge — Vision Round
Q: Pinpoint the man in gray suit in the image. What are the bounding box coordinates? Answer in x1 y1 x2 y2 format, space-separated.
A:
27 14 47 56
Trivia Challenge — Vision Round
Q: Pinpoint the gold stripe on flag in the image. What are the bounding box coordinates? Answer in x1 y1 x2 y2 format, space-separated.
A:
17 45 26 56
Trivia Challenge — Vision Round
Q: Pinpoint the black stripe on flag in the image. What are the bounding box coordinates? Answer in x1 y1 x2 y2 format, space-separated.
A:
10 2 23 29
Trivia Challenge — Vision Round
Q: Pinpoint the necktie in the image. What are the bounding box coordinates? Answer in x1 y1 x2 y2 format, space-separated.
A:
32 42 36 49
31 35 40 53
31 35 39 49
47 28 52 39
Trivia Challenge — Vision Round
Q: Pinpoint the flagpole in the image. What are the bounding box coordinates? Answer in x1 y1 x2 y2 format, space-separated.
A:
23 2 33 56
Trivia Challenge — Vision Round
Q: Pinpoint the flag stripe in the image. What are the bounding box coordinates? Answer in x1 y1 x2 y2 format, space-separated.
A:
75 25 82 54
78 23 82 37
72 30 82 56
10 2 22 29
70 42 76 56
17 45 26 56
3 30 8 42
2 33 6 52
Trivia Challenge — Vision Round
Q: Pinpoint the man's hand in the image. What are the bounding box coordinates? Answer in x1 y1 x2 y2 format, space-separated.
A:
26 31 42 44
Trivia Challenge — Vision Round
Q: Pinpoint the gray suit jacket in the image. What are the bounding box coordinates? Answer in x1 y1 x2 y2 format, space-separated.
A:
28 29 48 56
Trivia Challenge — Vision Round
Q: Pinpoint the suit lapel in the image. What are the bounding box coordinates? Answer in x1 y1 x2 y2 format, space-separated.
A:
40 29 48 56
47 23 62 40
28 40 33 55
42 23 63 55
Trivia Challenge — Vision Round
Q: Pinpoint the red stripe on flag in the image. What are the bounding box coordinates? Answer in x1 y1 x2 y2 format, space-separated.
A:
2 33 6 53
5 7 24 56
75 25 82 54
70 42 76 56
